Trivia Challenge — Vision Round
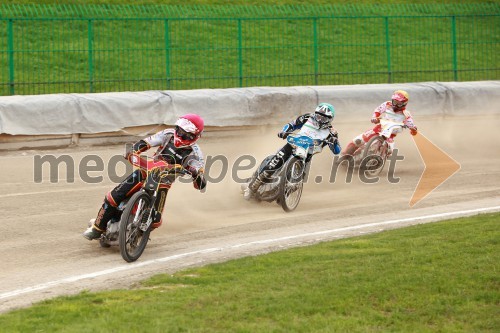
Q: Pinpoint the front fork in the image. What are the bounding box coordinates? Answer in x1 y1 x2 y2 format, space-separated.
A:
138 172 169 232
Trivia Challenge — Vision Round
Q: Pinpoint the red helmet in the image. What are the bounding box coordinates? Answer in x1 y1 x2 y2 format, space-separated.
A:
391 90 409 111
173 114 204 148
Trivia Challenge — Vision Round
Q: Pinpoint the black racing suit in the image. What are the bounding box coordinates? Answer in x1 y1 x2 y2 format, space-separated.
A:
92 129 206 232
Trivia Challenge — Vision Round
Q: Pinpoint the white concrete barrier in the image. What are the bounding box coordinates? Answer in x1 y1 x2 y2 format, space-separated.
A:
0 81 498 148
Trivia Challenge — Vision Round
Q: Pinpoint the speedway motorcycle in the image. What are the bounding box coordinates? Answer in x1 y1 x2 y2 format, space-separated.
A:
348 118 407 176
90 155 189 262
243 133 329 212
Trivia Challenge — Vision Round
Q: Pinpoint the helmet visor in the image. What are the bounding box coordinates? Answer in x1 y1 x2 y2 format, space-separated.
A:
175 126 196 141
392 99 407 108
315 112 330 124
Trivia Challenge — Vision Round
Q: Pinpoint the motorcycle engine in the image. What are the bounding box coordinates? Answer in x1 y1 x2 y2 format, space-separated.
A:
105 219 120 241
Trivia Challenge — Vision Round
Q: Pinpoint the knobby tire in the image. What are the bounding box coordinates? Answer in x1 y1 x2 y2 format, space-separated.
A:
119 191 153 262
278 157 304 212
361 136 387 177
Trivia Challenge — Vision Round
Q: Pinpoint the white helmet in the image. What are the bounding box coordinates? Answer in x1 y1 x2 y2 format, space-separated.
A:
314 103 335 128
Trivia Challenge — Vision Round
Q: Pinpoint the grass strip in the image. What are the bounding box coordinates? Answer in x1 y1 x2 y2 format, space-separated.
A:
0 212 498 332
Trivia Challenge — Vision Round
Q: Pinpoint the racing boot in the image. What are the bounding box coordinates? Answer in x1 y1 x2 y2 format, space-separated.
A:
242 187 253 200
341 141 358 156
244 171 271 200
243 178 260 200
83 224 104 240
82 198 118 241
241 182 250 196
387 141 395 157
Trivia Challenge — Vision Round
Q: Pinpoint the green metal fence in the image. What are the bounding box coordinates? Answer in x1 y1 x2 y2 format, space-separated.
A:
1 4 499 96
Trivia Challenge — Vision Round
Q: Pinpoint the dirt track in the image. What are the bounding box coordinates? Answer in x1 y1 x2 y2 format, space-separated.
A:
1 114 499 314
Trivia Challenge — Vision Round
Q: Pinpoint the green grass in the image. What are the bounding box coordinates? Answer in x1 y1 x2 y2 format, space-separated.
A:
3 0 500 5
0 2 499 95
1 212 498 332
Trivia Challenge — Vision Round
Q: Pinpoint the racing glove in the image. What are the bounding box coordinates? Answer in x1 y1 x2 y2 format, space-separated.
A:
192 171 207 191
371 117 380 124
410 127 418 136
186 158 207 191
277 131 289 139
278 123 293 139
124 140 150 161
328 139 341 155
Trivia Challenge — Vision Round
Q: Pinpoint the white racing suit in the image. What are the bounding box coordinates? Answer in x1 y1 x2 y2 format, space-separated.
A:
343 102 417 155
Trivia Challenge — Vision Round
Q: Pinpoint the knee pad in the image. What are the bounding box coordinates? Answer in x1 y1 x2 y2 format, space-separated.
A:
354 137 363 146
105 192 119 208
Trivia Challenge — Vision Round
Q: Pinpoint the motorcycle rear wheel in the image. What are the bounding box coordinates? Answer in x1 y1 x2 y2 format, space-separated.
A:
119 191 153 262
361 136 387 177
278 157 304 212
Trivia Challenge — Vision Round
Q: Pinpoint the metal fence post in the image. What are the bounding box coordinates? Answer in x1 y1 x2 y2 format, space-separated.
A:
313 17 319 85
238 19 243 87
451 16 458 81
164 19 170 89
87 19 94 93
8 19 14 95
385 17 392 83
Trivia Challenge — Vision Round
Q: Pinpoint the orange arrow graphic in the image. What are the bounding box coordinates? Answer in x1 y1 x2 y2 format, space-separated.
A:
410 133 461 207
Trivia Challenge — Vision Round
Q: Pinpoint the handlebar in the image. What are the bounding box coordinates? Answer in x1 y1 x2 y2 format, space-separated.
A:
378 118 408 129
128 154 190 176
287 133 332 147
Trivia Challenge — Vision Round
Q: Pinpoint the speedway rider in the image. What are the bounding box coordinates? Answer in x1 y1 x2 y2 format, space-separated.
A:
243 103 341 199
341 90 418 156
83 114 207 240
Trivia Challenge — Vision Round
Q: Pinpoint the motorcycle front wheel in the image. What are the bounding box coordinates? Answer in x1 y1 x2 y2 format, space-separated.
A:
361 136 387 177
119 191 153 262
278 157 304 212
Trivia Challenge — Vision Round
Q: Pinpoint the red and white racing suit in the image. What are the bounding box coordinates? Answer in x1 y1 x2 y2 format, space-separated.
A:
91 128 206 232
